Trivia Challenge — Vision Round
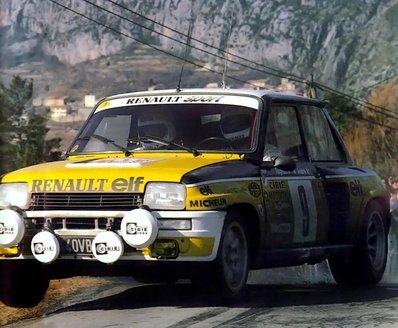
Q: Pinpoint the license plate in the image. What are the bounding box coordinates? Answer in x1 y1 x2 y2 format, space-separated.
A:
65 237 93 255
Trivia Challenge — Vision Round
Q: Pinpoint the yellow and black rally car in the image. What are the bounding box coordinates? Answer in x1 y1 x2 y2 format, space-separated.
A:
0 88 391 307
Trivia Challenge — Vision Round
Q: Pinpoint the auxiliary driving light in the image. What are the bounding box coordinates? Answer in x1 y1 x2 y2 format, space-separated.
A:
31 231 60 263
121 208 159 248
92 231 124 264
0 209 25 247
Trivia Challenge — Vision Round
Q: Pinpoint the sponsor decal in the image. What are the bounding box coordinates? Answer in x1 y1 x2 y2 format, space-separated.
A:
126 95 224 105
189 198 227 208
126 223 148 235
95 242 121 255
33 242 54 254
199 185 214 195
263 190 290 202
248 182 261 197
269 180 287 190
31 177 144 192
349 179 363 197
0 223 14 234
264 167 311 177
96 95 259 113
184 96 224 103
68 158 154 167
98 101 110 109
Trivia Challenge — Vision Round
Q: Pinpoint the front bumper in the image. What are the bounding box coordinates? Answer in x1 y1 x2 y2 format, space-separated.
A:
0 209 226 262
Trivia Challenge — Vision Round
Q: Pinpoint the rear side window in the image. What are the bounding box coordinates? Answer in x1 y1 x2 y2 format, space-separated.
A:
300 105 343 161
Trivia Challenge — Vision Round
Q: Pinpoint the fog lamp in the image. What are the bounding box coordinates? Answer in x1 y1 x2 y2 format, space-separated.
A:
0 246 21 257
150 239 178 258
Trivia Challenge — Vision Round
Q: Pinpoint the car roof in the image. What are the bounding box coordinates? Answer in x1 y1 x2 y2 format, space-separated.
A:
104 88 327 106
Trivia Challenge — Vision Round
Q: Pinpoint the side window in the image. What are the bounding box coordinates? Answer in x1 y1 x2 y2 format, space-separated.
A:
264 106 304 161
300 105 343 161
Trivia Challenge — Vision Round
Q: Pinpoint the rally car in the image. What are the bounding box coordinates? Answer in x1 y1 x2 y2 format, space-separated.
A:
0 88 391 307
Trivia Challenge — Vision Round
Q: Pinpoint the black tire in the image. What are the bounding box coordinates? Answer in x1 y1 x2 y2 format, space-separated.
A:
328 201 388 286
192 211 249 302
0 260 49 308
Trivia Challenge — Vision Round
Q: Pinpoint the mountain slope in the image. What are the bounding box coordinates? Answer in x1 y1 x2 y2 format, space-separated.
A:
1 0 398 94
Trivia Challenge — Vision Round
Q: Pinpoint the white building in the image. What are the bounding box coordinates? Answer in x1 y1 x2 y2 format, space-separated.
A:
50 107 68 122
84 95 96 108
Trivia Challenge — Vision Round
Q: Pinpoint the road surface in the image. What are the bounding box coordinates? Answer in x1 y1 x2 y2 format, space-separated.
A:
5 273 398 328
6 219 398 328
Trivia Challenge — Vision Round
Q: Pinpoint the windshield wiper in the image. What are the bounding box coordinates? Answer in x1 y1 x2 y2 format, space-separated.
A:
129 136 200 157
77 135 132 157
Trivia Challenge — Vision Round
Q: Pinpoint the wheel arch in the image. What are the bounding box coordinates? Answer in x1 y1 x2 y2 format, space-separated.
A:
225 203 262 260
364 197 391 231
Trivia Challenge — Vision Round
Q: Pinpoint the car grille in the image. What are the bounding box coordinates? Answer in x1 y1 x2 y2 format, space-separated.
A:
30 193 143 211
33 217 122 230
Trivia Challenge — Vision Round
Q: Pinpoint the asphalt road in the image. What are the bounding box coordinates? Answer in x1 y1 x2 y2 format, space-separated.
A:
7 219 398 328
5 272 398 328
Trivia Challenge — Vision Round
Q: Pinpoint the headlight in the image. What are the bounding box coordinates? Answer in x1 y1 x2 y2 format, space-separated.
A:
143 183 186 210
0 183 30 209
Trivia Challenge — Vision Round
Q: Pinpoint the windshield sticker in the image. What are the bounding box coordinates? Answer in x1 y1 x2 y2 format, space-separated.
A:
127 95 223 105
67 158 155 167
95 95 259 112
30 177 144 193
70 144 79 153
98 101 110 110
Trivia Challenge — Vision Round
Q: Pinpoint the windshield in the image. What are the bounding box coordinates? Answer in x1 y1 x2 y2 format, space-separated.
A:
68 95 260 155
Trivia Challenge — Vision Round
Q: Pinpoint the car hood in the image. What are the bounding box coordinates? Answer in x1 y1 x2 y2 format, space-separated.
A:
1 153 251 193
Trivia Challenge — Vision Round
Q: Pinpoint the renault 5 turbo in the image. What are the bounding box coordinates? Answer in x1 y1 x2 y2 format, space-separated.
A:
0 88 391 307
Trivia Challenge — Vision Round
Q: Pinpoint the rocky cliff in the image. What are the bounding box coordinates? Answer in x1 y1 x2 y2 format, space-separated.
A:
1 0 398 94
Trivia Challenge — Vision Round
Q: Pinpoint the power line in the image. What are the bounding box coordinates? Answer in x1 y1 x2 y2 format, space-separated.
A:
47 0 398 131
47 0 261 89
363 74 398 90
103 0 306 83
316 82 398 118
80 0 303 84
99 0 398 121
357 115 398 131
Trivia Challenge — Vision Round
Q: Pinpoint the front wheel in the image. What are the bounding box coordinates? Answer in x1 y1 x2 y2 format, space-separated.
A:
329 201 388 286
0 260 49 308
192 211 249 301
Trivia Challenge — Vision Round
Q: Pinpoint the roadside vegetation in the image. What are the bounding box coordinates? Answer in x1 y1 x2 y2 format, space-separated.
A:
342 84 398 177
0 76 61 175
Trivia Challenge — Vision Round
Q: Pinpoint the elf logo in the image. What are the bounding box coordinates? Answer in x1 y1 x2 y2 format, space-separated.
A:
31 177 144 192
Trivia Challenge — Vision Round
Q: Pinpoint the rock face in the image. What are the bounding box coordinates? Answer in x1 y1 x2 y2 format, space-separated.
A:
1 0 398 91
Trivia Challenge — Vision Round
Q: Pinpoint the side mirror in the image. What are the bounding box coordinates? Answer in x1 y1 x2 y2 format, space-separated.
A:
274 156 296 171
260 156 296 171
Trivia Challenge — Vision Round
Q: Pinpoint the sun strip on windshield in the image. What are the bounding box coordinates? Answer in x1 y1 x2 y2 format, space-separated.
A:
96 95 260 112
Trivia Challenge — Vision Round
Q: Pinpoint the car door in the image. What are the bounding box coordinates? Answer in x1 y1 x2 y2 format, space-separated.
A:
260 104 330 249
299 104 355 245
